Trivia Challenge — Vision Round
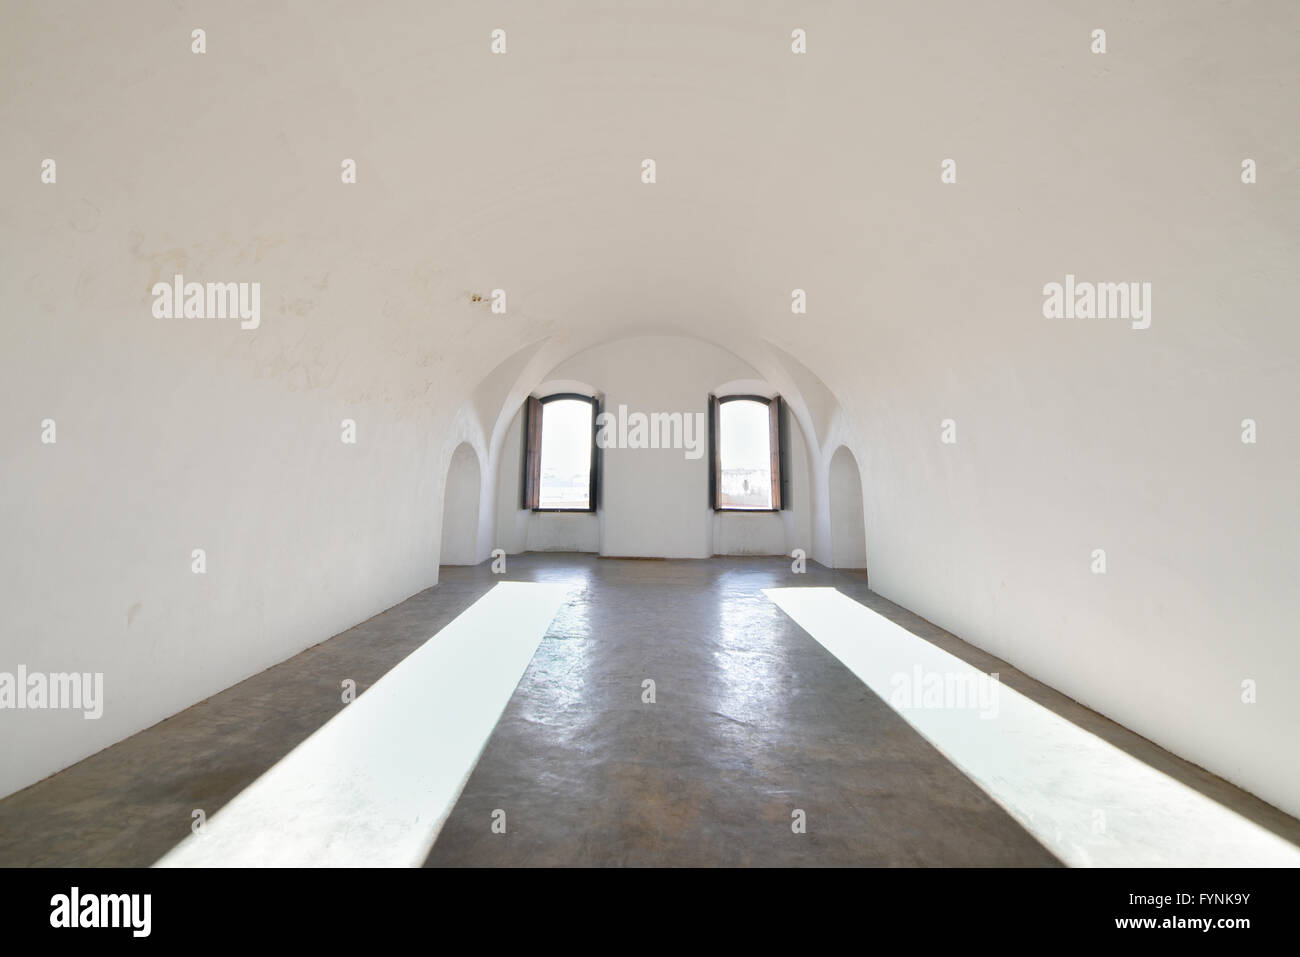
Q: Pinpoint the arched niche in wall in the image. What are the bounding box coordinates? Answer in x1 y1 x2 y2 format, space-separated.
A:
440 442 482 566
828 445 867 572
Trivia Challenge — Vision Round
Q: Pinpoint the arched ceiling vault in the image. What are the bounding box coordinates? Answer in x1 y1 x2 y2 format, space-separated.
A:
463 326 843 478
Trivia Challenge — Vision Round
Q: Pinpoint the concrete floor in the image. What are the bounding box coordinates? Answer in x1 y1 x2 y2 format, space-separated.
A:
2 554 1298 866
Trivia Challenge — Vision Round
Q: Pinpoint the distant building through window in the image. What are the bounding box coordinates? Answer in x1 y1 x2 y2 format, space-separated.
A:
538 397 594 509
523 394 598 512
715 396 778 510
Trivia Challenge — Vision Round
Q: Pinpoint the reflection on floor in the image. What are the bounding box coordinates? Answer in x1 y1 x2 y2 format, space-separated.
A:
1 554 1296 867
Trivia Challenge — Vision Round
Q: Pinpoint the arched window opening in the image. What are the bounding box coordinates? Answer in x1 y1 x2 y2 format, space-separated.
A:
709 394 787 511
522 394 599 511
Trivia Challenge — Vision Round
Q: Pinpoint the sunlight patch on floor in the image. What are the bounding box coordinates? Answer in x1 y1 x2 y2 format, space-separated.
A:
155 581 570 867
764 586 1300 867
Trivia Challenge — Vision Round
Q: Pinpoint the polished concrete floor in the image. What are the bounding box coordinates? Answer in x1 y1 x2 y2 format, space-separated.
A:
2 554 1298 866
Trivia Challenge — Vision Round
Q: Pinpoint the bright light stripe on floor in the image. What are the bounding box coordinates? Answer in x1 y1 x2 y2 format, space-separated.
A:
764 587 1300 867
155 581 570 868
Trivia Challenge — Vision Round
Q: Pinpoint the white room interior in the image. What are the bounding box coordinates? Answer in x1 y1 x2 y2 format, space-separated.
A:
2 0 1298 858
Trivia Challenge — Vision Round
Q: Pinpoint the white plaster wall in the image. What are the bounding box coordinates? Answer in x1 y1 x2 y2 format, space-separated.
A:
0 305 447 798
529 514 601 553
493 410 531 555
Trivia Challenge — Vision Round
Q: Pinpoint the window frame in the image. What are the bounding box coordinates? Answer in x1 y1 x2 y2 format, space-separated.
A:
523 392 601 513
709 393 788 513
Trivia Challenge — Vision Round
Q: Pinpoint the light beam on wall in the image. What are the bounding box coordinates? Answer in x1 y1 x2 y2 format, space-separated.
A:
155 581 570 867
763 587 1300 867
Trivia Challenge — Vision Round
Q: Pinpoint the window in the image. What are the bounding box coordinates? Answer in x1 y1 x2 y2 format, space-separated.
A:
709 395 787 511
522 394 599 511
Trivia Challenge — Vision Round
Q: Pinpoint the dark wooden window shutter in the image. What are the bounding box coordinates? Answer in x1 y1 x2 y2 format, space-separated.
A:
781 398 791 510
768 395 784 510
522 395 542 509
590 394 603 510
708 394 720 509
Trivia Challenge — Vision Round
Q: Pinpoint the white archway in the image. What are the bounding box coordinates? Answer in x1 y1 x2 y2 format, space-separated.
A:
828 445 867 571
440 442 482 566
